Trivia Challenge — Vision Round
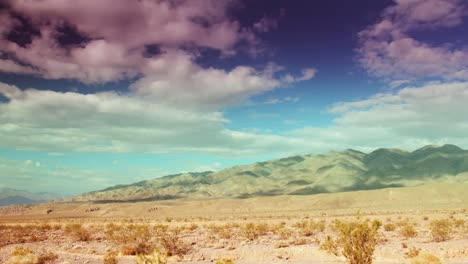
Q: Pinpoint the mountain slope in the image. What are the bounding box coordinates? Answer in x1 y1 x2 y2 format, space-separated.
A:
74 144 468 202
0 188 57 206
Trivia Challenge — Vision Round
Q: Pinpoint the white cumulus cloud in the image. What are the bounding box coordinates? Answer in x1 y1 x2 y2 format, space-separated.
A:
358 0 468 81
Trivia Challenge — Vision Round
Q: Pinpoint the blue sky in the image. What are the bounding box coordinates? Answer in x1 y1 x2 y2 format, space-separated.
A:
1 0 468 195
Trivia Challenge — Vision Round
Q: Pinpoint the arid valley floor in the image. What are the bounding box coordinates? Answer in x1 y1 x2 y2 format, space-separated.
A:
0 183 467 264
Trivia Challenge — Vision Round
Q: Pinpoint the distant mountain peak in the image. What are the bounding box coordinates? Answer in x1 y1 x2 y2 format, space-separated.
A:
439 144 464 152
344 149 366 155
73 144 468 202
411 144 465 157
368 148 409 155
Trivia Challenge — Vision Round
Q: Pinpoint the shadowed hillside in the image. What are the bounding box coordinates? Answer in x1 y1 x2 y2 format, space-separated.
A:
73 144 468 202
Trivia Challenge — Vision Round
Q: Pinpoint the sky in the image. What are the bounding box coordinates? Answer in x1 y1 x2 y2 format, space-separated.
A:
0 0 468 195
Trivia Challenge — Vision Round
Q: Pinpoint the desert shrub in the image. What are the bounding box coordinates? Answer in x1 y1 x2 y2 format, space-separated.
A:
64 223 91 241
11 246 33 256
159 231 190 256
241 223 269 241
121 241 154 256
38 224 52 231
36 251 58 264
294 220 326 236
320 217 381 264
452 219 465 229
218 228 234 239
106 224 151 245
153 224 169 237
106 224 155 255
404 247 421 259
396 219 410 227
208 224 234 239
399 224 417 239
256 223 270 235
103 251 118 264
136 249 167 264
106 223 189 257
7 246 38 264
121 244 138 255
278 228 293 240
409 253 442 264
270 223 285 234
187 223 198 231
429 219 452 242
423 216 429 221
215 257 235 264
0 225 49 247
383 223 396 231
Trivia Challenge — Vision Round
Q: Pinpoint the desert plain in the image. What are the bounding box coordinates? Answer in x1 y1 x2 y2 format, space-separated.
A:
0 183 467 264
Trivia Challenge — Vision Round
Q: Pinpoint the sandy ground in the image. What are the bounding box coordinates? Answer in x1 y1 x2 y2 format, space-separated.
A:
0 185 467 263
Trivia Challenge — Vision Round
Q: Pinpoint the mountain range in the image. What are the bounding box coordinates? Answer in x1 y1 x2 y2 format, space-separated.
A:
0 188 57 206
72 144 468 202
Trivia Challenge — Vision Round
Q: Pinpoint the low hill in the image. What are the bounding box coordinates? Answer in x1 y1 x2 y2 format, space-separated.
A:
0 188 57 206
73 144 468 202
2 183 467 219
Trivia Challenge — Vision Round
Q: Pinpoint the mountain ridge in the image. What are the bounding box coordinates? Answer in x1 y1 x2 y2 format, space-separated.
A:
73 144 468 202
0 187 58 206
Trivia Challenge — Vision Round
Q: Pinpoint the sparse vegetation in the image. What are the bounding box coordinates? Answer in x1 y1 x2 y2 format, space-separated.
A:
320 217 381 264
136 249 168 264
0 224 49 247
7 247 37 263
208 223 234 239
103 251 119 264
64 223 91 241
240 223 269 241
215 257 235 264
6 247 58 264
293 219 325 236
409 253 442 264
404 247 421 259
399 224 418 239
452 218 465 229
383 223 396 231
429 219 452 242
106 224 154 255
159 231 191 256
104 223 191 257
0 209 466 263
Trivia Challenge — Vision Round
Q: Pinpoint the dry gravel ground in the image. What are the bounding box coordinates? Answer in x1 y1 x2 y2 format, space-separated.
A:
0 210 467 263
0 185 467 264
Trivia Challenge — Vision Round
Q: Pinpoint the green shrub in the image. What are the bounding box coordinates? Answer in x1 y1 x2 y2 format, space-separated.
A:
320 217 381 264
